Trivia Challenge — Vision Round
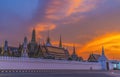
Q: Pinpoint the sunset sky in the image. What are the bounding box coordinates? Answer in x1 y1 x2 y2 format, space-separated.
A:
0 0 120 60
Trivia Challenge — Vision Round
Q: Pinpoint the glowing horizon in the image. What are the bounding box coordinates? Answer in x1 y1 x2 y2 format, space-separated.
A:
0 0 120 60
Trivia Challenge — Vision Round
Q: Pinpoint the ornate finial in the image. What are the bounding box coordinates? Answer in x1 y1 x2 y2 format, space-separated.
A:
73 44 76 55
59 34 62 48
102 46 105 56
46 30 52 46
31 28 36 43
4 40 8 51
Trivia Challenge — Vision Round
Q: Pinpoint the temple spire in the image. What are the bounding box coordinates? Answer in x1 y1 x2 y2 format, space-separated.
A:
22 36 28 57
31 28 36 43
46 30 51 46
72 45 76 55
3 40 10 56
102 46 105 56
24 36 27 44
71 45 78 61
1 42 4 55
59 35 62 48
4 40 8 51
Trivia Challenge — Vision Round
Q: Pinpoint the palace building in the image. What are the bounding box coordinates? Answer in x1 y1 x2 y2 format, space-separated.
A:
0 28 70 60
43 33 69 60
0 28 109 63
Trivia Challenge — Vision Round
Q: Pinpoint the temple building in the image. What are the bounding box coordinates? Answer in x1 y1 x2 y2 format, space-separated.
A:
98 47 108 70
87 54 101 62
44 46 69 60
21 36 28 57
98 46 108 61
87 47 108 62
59 35 62 48
71 45 78 60
70 45 83 61
45 31 52 46
0 29 71 60
27 28 39 58
18 28 70 60
3 40 10 56
0 40 19 57
43 33 69 60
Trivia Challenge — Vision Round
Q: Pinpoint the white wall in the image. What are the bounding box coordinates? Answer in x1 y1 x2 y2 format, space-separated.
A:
0 57 102 70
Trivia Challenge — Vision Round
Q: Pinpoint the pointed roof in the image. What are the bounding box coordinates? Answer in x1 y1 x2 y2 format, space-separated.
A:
59 35 62 48
98 46 108 61
46 30 52 46
4 40 8 48
31 28 36 43
73 45 76 55
88 53 101 62
23 36 28 48
71 45 77 56
24 36 27 43
71 45 78 60
102 46 105 56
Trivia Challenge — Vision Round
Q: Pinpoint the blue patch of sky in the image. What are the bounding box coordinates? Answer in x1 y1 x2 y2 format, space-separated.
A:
0 0 44 20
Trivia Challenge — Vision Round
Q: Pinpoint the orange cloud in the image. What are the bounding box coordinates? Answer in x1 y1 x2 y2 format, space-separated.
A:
52 41 81 47
35 23 56 31
66 0 98 16
36 23 56 39
30 23 56 41
78 33 120 60
66 0 84 16
44 0 104 24
45 0 66 20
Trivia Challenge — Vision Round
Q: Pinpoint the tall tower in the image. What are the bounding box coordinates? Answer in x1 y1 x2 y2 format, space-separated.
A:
3 40 9 56
46 31 52 46
22 36 28 57
59 35 62 48
1 42 4 55
100 46 107 60
4 40 8 52
102 46 105 56
71 45 78 60
31 28 36 43
72 45 76 55
28 28 39 57
98 46 108 70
